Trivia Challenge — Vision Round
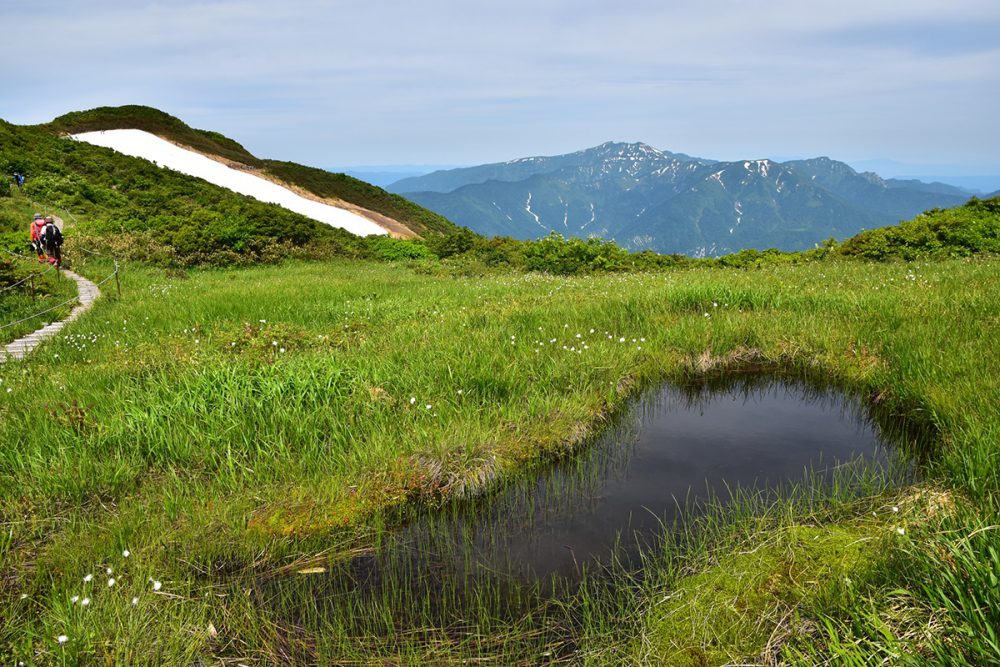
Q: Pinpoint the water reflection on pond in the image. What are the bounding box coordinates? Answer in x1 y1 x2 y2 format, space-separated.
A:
265 374 924 636
399 375 914 579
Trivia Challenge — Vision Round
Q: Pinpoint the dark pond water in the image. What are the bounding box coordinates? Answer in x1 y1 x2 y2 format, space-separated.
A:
384 375 915 580
266 374 921 629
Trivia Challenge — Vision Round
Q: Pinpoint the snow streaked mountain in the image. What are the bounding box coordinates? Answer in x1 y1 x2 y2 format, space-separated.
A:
392 143 971 256
72 129 388 237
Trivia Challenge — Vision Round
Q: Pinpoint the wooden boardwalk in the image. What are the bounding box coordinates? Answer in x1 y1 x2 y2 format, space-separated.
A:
1 269 100 363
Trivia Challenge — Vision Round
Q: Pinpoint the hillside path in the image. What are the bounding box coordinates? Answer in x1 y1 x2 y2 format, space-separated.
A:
1 269 100 363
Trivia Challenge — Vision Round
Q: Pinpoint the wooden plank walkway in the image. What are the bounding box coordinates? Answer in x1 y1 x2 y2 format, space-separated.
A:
1 269 100 363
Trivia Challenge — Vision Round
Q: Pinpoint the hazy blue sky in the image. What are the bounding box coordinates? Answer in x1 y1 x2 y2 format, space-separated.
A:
2 0 998 177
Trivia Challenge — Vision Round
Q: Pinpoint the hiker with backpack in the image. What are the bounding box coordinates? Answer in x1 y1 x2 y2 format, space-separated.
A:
13 172 24 189
41 216 63 266
29 213 46 263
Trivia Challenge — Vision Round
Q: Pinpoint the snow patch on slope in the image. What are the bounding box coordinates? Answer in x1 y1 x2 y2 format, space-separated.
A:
71 129 387 237
524 192 547 230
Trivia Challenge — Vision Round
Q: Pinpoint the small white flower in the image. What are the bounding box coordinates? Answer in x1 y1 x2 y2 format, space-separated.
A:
409 397 416 404
83 574 93 583
425 404 432 410
132 596 139 606
107 578 116 587
891 506 899 513
279 348 285 353
57 634 69 644
619 337 625 343
19 593 27 599
896 527 906 535
70 595 79 603
152 580 162 591
456 389 463 395
106 567 113 575
81 597 90 606
123 549 130 558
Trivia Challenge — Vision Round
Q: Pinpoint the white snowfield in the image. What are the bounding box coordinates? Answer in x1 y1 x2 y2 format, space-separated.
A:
71 129 387 237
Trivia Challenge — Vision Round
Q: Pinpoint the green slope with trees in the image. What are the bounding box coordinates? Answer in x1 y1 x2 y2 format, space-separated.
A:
44 105 456 238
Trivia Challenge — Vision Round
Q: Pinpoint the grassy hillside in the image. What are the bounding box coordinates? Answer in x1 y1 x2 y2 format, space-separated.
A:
2 249 998 664
263 159 456 236
46 105 263 167
0 118 383 266
839 196 1000 259
46 106 457 238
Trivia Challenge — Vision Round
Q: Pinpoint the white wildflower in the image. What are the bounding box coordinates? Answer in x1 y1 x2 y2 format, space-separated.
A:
81 597 90 606
57 635 68 644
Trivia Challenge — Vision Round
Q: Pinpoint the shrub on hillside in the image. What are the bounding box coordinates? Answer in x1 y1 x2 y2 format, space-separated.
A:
522 233 616 274
427 228 478 259
839 197 1000 260
0 257 17 287
366 236 433 261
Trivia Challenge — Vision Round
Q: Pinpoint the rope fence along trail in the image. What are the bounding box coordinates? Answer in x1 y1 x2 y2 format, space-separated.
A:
1 200 120 362
0 269 102 362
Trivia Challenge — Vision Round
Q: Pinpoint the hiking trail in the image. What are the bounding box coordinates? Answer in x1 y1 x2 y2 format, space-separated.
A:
1 218 102 363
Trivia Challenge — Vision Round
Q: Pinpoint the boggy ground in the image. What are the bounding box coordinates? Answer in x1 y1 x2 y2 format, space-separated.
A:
1 255 998 665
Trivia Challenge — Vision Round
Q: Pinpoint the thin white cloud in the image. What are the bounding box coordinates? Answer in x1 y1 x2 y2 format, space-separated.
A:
1 0 997 170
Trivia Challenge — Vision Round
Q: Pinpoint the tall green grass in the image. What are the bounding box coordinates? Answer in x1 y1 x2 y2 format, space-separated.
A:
1 255 998 664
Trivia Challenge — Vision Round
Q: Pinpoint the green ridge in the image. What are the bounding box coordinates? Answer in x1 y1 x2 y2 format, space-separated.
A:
44 105 458 238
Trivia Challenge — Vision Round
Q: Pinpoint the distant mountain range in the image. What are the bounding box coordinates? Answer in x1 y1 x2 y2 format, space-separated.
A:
389 143 974 256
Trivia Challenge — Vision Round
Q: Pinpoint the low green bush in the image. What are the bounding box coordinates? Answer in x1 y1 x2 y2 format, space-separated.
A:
839 197 1000 260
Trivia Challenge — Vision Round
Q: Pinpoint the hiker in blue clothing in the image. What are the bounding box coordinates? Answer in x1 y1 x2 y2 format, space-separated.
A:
13 172 25 189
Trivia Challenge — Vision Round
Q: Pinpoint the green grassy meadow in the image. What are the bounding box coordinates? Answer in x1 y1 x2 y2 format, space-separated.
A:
2 253 998 664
